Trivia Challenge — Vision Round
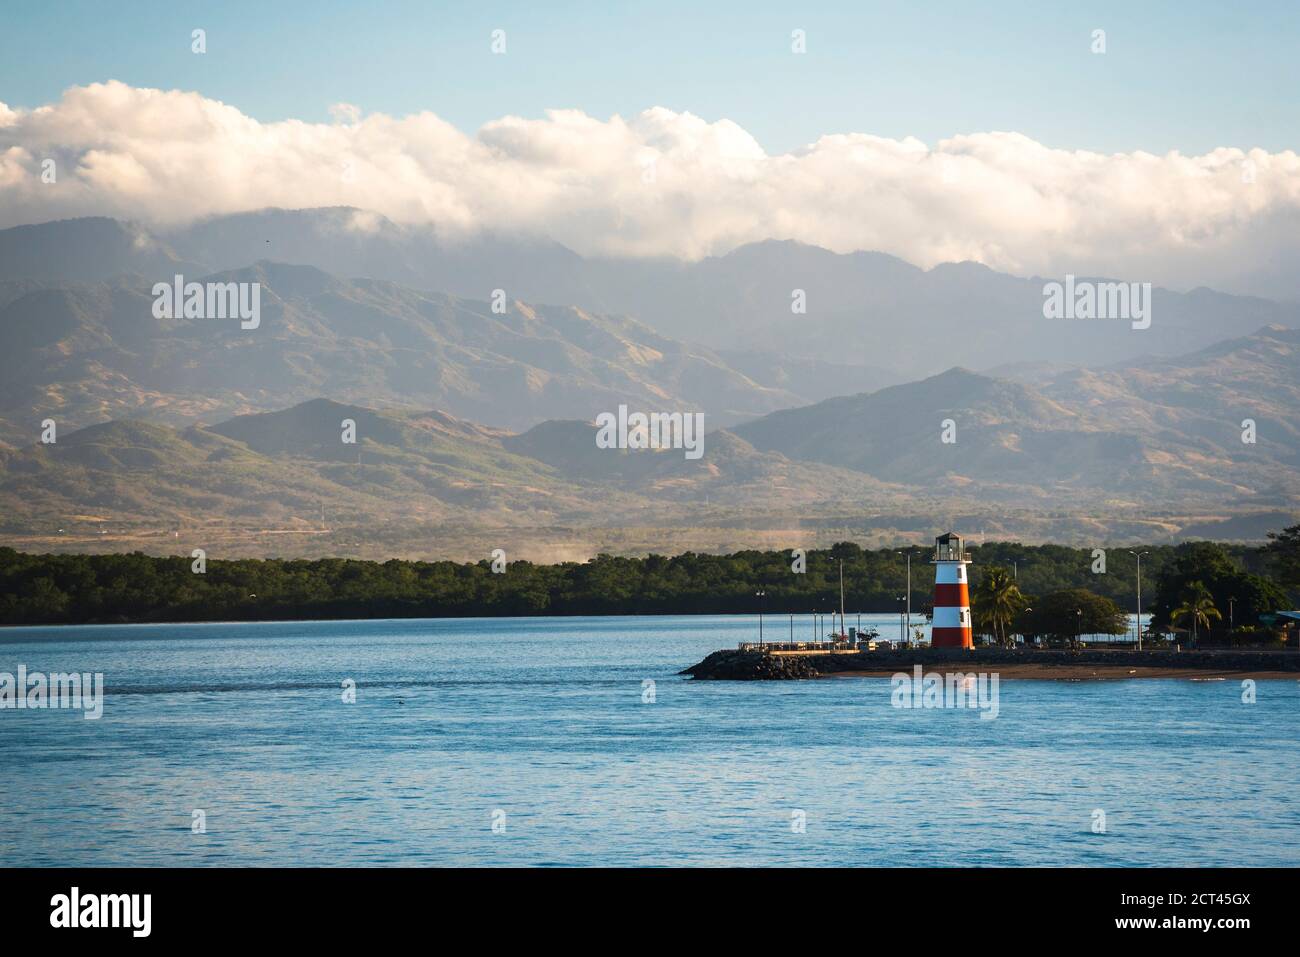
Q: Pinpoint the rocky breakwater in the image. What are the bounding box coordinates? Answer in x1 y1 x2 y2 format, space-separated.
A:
682 646 1300 680
679 649 822 680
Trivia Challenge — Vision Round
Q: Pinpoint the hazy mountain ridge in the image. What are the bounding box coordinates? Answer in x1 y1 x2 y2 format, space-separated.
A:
1 211 1297 553
733 328 1300 503
6 210 1294 385
0 258 802 446
0 217 206 283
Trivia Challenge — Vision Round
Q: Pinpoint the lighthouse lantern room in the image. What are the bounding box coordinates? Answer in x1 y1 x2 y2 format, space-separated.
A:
931 532 973 649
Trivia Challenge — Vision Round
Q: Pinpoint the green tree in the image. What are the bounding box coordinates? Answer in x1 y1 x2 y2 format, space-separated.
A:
1017 588 1127 646
972 565 1026 646
1170 581 1221 647
1150 540 1287 635
0 536 1289 627
1263 524 1300 588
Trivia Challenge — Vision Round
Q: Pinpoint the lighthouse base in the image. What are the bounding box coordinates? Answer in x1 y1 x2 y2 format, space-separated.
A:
931 628 973 649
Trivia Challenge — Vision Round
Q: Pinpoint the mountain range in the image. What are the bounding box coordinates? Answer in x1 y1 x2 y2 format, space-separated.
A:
0 259 806 447
734 326 1300 505
1 209 1296 555
8 208 1297 382
1 324 1296 557
0 397 910 559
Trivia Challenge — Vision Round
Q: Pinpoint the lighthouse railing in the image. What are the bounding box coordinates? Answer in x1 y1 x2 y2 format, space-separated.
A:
933 546 972 562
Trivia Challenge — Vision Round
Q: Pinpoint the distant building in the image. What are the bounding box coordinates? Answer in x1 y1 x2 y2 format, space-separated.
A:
931 532 973 649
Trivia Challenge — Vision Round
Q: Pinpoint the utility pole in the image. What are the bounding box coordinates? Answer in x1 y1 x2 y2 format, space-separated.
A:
1128 551 1147 651
906 551 912 647
897 549 913 647
839 560 846 641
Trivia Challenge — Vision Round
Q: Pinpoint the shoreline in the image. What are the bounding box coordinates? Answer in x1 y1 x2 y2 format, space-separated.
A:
823 665 1298 680
0 611 1148 629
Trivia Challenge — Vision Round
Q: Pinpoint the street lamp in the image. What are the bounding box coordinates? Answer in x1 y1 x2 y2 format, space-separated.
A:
755 590 766 649
1076 607 1083 648
1128 550 1148 650
896 549 914 648
1228 596 1236 640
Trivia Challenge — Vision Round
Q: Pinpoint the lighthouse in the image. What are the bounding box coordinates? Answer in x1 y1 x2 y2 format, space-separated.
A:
931 532 973 648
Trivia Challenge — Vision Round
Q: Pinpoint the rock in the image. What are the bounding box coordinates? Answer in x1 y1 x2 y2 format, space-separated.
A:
679 649 819 680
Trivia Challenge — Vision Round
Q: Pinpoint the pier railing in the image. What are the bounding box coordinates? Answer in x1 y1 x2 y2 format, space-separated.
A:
739 640 865 654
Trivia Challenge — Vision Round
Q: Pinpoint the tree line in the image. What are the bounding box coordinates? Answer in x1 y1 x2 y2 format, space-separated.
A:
971 536 1295 646
0 528 1296 634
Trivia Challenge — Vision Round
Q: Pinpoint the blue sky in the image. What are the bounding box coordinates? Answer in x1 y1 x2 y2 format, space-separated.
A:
2 0 1297 155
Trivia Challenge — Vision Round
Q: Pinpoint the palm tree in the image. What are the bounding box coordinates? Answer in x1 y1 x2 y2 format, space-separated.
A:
1171 581 1222 648
974 566 1027 647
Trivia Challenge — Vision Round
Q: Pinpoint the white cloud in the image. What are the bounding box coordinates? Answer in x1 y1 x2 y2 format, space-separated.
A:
328 102 361 125
2 81 1300 291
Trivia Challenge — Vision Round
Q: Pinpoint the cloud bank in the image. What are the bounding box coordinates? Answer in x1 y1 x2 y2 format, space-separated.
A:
3 81 1300 292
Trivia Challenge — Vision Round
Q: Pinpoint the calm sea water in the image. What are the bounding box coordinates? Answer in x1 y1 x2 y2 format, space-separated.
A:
1 614 1296 867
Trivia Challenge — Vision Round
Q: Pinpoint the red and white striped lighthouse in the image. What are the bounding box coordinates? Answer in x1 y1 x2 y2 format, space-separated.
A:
931 532 972 648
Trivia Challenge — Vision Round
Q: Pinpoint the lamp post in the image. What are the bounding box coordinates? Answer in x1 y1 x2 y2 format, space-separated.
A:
1076 607 1083 649
1128 550 1147 650
897 549 914 649
755 590 766 649
838 559 846 642
1228 596 1236 641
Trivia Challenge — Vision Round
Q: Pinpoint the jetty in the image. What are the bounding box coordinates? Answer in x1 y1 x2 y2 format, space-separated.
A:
682 646 1300 681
